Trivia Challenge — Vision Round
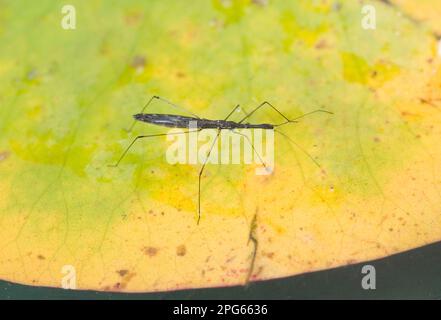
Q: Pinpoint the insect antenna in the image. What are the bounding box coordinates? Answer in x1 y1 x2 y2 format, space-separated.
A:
274 109 333 127
237 101 332 128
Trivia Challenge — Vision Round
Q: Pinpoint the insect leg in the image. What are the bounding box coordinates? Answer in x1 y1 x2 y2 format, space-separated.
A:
128 95 200 132
223 104 241 121
109 129 201 168
197 129 221 224
231 129 267 170
238 101 332 127
274 128 321 169
238 101 292 124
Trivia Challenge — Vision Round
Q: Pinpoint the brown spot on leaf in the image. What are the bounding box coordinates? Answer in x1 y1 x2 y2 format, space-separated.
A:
264 252 275 259
315 39 328 50
125 11 143 26
131 55 146 71
117 269 128 277
251 266 264 280
0 151 10 162
112 271 136 291
252 0 268 6
176 245 186 256
37 255 45 260
332 2 342 11
143 246 158 257
419 98 439 109
113 282 123 290
401 111 418 117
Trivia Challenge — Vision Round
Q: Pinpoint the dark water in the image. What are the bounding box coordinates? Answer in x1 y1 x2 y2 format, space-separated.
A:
1 241 441 299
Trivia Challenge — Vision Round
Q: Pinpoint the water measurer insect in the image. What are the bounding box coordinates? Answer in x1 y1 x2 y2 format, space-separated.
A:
110 95 332 224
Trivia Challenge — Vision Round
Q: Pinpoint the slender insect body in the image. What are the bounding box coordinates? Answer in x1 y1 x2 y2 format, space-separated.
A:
113 96 333 225
133 113 274 130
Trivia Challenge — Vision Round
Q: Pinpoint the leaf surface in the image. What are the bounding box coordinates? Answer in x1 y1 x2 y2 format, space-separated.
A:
0 0 440 292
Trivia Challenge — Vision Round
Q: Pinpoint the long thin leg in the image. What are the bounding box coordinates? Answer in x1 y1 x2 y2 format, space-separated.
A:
197 129 220 224
238 101 291 124
231 129 267 170
109 129 201 167
128 95 200 132
274 129 321 169
238 101 332 126
195 105 240 224
223 104 241 121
